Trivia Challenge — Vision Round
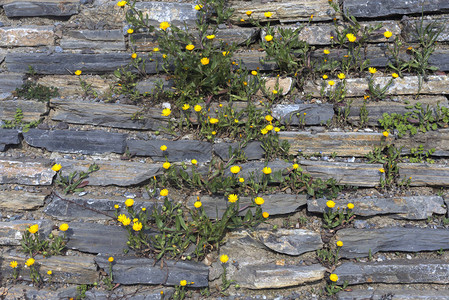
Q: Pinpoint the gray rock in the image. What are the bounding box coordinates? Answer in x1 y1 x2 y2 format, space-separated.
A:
0 157 56 185
0 220 52 245
233 51 277 71
23 129 127 154
402 17 449 43
133 2 197 28
136 78 174 94
95 255 209 287
127 139 212 162
214 141 264 161
0 73 24 93
398 163 449 186
1 285 78 300
336 227 449 258
4 0 80 17
334 259 449 285
308 196 446 220
0 99 48 122
224 160 292 182
0 129 20 151
271 104 334 125
258 229 323 256
0 190 48 211
0 26 54 47
60 29 125 50
84 287 174 300
395 128 449 157
338 288 449 300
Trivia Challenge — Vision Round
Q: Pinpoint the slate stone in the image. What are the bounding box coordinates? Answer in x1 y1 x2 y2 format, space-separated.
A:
60 29 125 50
135 77 174 94
271 104 334 125
127 139 212 162
0 99 47 122
23 129 127 154
0 129 20 151
214 141 264 161
334 259 449 285
343 0 449 18
133 2 197 28
0 26 54 47
258 229 323 256
0 190 48 211
56 159 162 187
39 75 112 97
0 73 23 93
279 131 392 157
95 255 209 287
398 163 449 186
308 196 446 220
187 194 307 219
395 129 449 157
338 288 449 300
402 17 449 43
51 99 167 130
234 51 277 71
224 160 292 183
0 157 56 185
0 220 52 245
66 222 129 255
336 227 449 258
0 285 79 300
84 287 175 300
3 0 80 17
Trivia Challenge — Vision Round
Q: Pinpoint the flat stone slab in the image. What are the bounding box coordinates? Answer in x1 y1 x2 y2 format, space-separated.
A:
0 26 54 47
403 17 449 43
271 104 334 126
279 131 393 157
3 0 80 17
135 77 174 94
0 129 20 151
2 249 97 284
39 75 112 97
334 259 449 285
338 288 449 300
44 195 158 221
336 227 449 258
133 2 197 28
214 141 264 161
0 73 24 93
0 157 56 185
234 51 277 71
95 255 209 287
23 129 127 154
398 163 449 186
258 229 323 256
395 129 449 157
186 194 307 219
308 196 446 220
56 159 162 186
127 139 212 163
50 99 167 130
0 190 48 211
0 285 79 300
0 220 51 245
0 99 48 122
224 161 292 182
60 29 125 50
66 222 129 255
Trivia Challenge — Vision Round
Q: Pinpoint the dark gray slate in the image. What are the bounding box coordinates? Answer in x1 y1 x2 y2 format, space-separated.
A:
214 141 264 161
0 73 24 93
395 128 449 157
308 196 446 220
0 129 20 151
334 260 449 285
127 139 212 162
398 163 449 186
0 219 52 246
66 222 129 255
343 0 449 18
60 29 125 50
44 195 159 221
402 18 449 43
258 229 323 256
85 288 175 300
187 194 307 219
234 51 277 71
4 0 80 17
336 227 449 258
95 255 209 287
338 288 449 300
23 129 127 154
271 104 334 125
0 285 79 300
136 77 174 94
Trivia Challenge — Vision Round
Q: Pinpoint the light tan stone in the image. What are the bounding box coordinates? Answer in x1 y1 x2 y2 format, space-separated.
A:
0 26 54 47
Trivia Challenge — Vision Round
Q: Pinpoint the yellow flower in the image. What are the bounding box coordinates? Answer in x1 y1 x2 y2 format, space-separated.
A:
228 194 238 203
116 1 126 7
127 28 134 34
240 18 245 22
219 254 229 263
255 197 264 205
160 145 167 151
191 159 198 165
261 128 269 135
153 47 160 52
272 90 278 94
328 80 335 86
125 198 134 207
239 177 245 183
163 54 167 59
347 203 354 209
51 163 62 172
47 270 52 275
337 73 345 80
10 261 18 268
163 161 171 169
131 53 137 59
160 22 170 31
206 35 215 40
133 221 143 231
346 33 356 42
132 218 138 223
392 73 399 78
122 217 131 226
182 104 190 110
142 207 146 211
293 164 299 169
74 70 82 76
322 74 328 79
230 165 241 174
185 44 195 51
161 108 171 117
262 212 269 218
265 115 273 122
234 119 239 123
246 10 252 16
59 223 69 232
264 11 272 18
329 274 338 282
25 258 35 267
336 240 343 247
251 70 257 76
29 224 39 234
209 118 219 124
369 67 377 74
222 51 228 56
160 189 168 196
180 280 187 286
326 200 335 208
383 131 389 137
379 168 385 173
384 30 393 38
194 105 202 112
108 257 114 262
201 57 210 65
262 167 272 175
117 214 126 223
266 124 273 131
194 4 203 10
265 35 273 42
211 131 216 135
323 49 330 54
194 201 202 208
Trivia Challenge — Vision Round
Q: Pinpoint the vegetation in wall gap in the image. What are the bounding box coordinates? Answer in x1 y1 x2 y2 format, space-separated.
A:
1 108 41 133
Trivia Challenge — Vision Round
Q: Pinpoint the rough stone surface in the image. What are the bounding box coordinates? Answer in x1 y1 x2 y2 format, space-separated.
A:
95 255 209 287
260 77 293 96
133 2 197 28
338 288 449 300
0 190 48 211
308 196 446 220
39 76 112 97
0 157 56 185
271 104 334 125
0 26 54 47
0 99 48 122
0 220 52 245
3 0 80 17
60 29 125 50
398 163 449 186
127 139 212 162
336 227 449 258
234 51 277 71
396 129 449 157
0 129 20 151
135 77 174 94
214 141 264 161
0 73 24 93
258 229 323 256
334 259 449 285
402 17 449 43
0 286 79 300
279 131 393 157
224 160 292 182
23 129 127 154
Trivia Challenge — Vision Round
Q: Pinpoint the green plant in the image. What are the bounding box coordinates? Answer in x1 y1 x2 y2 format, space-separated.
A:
1 108 41 133
55 164 99 194
359 99 369 127
367 144 402 188
406 144 435 163
322 201 355 229
102 257 115 291
14 81 59 102
367 70 393 101
386 36 410 77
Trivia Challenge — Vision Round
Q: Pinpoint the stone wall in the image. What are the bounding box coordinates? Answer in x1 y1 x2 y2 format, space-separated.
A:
1 0 449 299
